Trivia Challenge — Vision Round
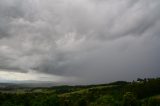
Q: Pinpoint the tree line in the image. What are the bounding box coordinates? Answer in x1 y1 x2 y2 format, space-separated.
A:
0 77 159 106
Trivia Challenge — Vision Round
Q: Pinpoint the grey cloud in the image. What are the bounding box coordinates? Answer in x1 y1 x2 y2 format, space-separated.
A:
0 0 160 84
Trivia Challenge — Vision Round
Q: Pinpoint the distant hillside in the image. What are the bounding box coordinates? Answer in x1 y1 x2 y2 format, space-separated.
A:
0 77 160 106
0 81 58 88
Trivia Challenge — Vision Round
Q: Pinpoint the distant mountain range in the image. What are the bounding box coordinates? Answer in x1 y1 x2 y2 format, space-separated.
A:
0 81 58 88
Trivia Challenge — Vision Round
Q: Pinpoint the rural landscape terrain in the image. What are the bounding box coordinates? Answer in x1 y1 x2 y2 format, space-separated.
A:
0 0 160 106
0 77 160 106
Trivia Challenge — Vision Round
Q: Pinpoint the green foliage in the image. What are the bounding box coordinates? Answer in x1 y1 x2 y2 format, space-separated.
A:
42 95 60 106
124 78 160 99
122 92 138 106
91 95 116 106
141 96 160 106
0 77 160 106
148 98 158 106
75 98 87 106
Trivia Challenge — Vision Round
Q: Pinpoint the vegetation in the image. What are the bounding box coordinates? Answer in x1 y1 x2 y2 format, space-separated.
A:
0 77 160 106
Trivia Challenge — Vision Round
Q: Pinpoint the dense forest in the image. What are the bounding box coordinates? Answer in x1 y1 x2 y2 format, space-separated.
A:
0 77 160 106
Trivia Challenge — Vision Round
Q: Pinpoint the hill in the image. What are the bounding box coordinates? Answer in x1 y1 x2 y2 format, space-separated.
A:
0 78 160 106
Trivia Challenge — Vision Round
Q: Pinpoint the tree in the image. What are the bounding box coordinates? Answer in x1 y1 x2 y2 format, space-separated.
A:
92 95 115 106
122 92 138 106
42 95 60 106
148 97 160 106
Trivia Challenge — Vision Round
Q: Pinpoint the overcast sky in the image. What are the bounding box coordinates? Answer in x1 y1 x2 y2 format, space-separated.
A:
0 0 160 84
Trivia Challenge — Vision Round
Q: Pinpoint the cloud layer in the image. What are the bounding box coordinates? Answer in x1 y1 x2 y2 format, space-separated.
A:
0 0 160 84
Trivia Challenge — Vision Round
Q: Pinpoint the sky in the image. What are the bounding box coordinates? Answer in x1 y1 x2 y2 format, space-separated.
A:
0 0 160 84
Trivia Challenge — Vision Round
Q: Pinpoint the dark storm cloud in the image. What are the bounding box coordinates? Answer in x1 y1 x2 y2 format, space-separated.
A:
0 0 160 84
